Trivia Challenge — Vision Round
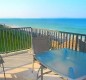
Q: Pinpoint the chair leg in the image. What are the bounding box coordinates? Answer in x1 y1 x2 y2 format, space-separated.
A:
36 65 44 80
37 66 41 80
2 63 6 80
41 65 43 80
32 58 35 73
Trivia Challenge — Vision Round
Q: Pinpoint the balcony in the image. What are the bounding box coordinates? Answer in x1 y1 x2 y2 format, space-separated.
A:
0 27 86 80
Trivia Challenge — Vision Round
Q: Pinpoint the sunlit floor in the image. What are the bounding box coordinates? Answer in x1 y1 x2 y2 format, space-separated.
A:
1 50 86 80
0 62 65 80
0 49 64 80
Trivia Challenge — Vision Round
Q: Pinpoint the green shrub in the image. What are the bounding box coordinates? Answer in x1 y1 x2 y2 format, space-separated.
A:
0 25 31 53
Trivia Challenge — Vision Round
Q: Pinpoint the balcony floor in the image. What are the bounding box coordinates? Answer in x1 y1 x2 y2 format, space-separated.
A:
0 63 64 80
0 49 65 80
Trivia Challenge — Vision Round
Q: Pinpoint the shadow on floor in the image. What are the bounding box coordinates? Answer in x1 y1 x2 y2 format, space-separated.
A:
0 68 63 80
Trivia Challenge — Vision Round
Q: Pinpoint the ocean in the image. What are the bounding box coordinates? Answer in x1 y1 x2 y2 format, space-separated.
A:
0 18 86 34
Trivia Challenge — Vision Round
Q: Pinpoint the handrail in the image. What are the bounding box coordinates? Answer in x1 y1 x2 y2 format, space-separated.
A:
0 27 32 53
32 28 86 53
0 27 86 53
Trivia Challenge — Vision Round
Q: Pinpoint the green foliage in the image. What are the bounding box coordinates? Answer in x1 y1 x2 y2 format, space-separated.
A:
0 25 31 53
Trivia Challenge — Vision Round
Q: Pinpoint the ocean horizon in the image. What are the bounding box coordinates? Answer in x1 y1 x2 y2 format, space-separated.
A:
0 18 86 34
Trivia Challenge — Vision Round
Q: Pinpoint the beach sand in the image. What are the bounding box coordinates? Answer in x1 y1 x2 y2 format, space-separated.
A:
51 38 80 51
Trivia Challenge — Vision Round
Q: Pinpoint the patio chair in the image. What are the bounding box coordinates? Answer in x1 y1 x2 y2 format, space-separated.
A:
32 35 51 72
0 55 6 80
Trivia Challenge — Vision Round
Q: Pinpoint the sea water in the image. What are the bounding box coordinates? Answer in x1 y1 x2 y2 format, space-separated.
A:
0 18 86 34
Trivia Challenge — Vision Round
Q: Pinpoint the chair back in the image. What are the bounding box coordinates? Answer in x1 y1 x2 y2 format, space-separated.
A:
32 36 50 54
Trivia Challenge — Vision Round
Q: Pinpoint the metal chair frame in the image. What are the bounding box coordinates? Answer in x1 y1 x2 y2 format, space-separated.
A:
31 35 51 80
0 55 6 80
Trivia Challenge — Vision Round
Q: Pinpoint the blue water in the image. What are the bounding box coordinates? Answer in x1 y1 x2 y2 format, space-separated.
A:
0 18 86 34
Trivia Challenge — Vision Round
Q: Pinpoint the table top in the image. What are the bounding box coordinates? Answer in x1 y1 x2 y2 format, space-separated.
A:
35 48 86 79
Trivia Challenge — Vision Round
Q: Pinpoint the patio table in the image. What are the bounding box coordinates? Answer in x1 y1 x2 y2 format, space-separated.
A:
35 48 86 80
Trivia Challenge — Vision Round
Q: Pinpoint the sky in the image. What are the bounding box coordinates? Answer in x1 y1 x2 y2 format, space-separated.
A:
0 0 86 18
